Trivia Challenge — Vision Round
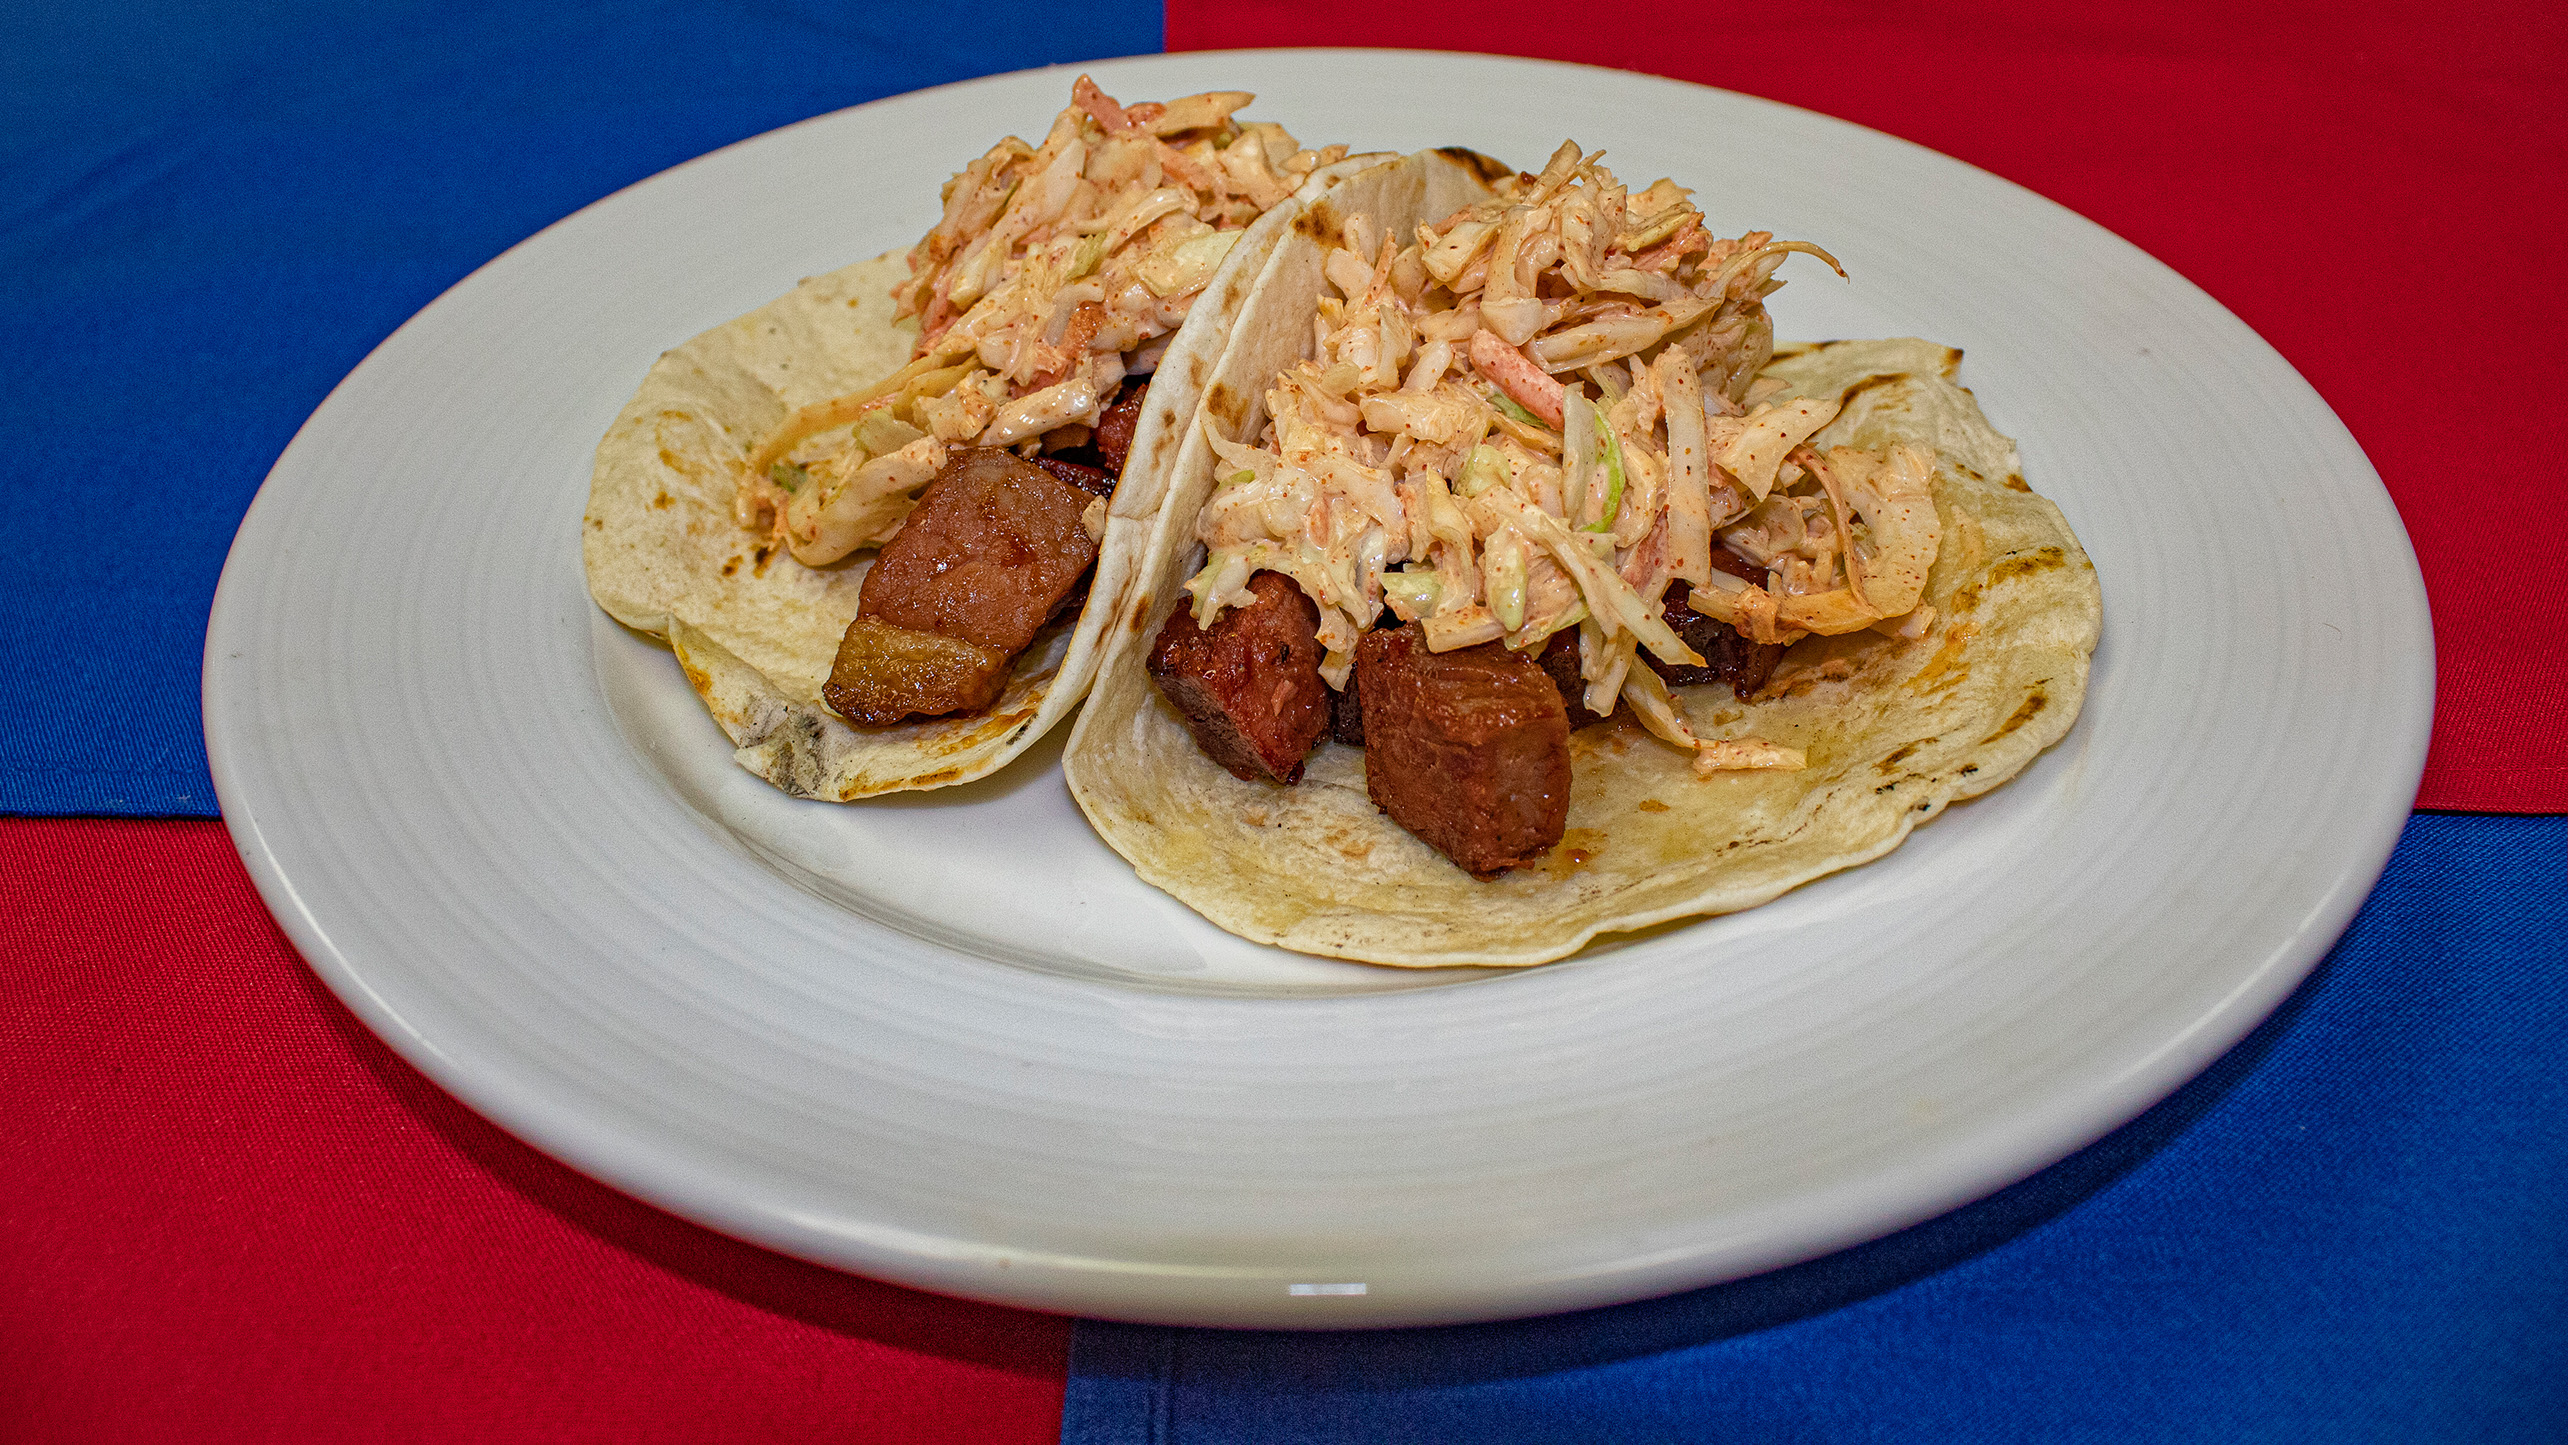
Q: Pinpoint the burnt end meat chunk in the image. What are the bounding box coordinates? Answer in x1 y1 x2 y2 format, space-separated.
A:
1148 571 1330 784
1706 545 1764 587
1356 624 1570 879
1530 550 1785 718
1032 455 1116 497
1535 630 1612 729
856 447 1099 656
1647 578 1786 699
1093 376 1150 476
1328 677 1366 747
827 448 1099 725
823 620 1014 726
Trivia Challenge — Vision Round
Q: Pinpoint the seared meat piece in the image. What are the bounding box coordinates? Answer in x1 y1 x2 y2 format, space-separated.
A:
1328 678 1365 747
1530 548 1783 720
1327 611 1414 746
1649 586 1784 698
1646 552 1786 699
1027 378 1147 488
1706 542 1765 586
1148 571 1329 783
827 447 1100 725
1535 630 1611 729
823 620 1015 726
857 447 1099 653
1356 624 1570 878
1032 455 1115 497
1093 376 1150 476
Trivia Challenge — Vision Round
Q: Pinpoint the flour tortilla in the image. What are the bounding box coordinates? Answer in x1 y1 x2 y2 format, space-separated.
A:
1065 202 2102 964
583 157 1379 798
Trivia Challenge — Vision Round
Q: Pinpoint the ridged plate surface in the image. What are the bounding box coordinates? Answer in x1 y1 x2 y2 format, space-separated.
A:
204 50 2430 1327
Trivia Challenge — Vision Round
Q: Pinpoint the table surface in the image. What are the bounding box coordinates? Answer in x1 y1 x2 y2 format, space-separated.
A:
3 1 2561 1439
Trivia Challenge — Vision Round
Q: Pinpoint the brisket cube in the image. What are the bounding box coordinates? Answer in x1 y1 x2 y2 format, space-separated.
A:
1328 677 1366 747
1093 376 1150 476
1355 624 1570 878
1148 571 1330 784
823 620 1016 726
1647 585 1785 700
1535 630 1613 729
856 447 1099 654
825 447 1099 725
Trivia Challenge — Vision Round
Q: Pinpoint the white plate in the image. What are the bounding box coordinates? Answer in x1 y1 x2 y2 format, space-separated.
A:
204 50 2431 1328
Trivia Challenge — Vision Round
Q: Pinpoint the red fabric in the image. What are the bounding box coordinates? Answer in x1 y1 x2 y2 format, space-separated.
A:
1170 0 2568 813
0 819 1068 1443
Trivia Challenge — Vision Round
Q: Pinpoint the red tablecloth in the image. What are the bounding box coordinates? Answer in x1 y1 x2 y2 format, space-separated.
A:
0 820 1068 1441
1173 0 2568 813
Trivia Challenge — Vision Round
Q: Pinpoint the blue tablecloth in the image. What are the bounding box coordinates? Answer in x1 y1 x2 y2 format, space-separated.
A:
1 0 1155 815
1063 813 2568 1442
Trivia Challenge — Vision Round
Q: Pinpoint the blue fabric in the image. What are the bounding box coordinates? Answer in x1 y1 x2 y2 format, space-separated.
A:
1063 813 2568 1443
0 0 1161 816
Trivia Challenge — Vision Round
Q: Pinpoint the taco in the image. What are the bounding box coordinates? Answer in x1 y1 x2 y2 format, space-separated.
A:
1063 144 2102 966
583 78 1369 798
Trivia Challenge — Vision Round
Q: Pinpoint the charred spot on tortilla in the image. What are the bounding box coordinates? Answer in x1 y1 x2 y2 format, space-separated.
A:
1434 146 1516 184
1296 196 1349 242
1945 549 2070 617
1206 381 1248 431
1876 737 1936 771
1836 372 1908 412
1984 547 2069 586
1983 688 2049 742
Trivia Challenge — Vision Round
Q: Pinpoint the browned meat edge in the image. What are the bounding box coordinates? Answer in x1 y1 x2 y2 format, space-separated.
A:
823 447 1100 726
1147 571 1329 784
1356 623 1569 878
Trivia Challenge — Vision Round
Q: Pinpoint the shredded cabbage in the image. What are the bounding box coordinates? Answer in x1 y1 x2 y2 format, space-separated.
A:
1178 139 1929 761
739 78 1350 540
1586 408 1625 533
